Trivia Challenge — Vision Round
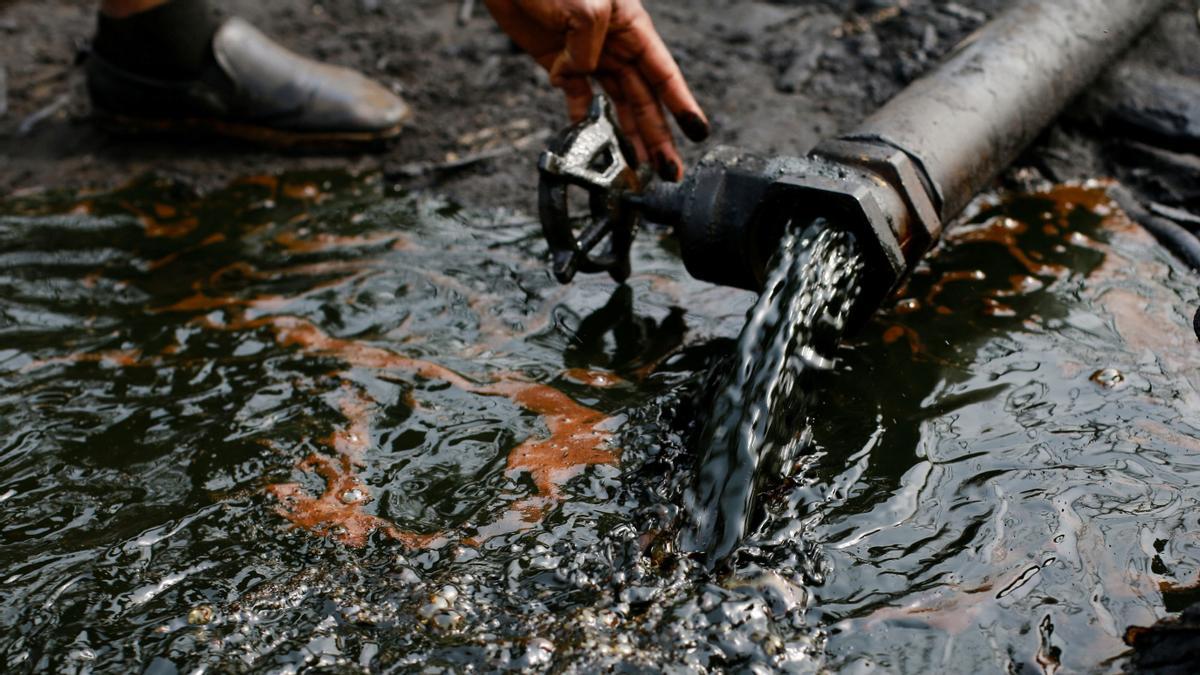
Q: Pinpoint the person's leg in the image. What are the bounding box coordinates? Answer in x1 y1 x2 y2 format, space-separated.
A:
92 0 214 80
87 0 410 146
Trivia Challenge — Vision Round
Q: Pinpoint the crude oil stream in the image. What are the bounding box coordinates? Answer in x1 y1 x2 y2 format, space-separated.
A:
683 222 864 565
2 172 1199 672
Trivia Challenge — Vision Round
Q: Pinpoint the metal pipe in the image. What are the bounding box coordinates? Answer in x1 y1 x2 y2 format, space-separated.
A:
846 0 1172 223
536 0 1174 299
633 0 1174 302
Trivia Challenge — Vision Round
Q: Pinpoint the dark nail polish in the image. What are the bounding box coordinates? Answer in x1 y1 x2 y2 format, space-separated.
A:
678 112 710 142
655 152 681 182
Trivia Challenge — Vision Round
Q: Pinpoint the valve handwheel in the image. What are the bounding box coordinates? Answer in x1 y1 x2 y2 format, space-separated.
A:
537 97 645 284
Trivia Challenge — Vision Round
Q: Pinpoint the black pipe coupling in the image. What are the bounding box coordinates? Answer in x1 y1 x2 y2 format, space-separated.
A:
635 139 943 307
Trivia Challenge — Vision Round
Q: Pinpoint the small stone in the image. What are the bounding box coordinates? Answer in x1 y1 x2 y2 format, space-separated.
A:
432 611 462 630
521 638 554 666
187 605 214 626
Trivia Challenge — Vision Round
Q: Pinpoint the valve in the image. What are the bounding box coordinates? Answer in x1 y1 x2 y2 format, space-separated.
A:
537 97 646 284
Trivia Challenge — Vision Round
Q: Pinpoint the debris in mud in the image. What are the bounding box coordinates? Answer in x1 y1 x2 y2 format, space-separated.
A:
1126 601 1200 675
16 92 69 137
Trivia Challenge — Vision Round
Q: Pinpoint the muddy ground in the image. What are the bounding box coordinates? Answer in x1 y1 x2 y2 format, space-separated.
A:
1 0 1198 213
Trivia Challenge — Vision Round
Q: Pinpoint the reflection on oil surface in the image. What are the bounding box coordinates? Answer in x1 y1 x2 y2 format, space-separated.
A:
1 173 1197 672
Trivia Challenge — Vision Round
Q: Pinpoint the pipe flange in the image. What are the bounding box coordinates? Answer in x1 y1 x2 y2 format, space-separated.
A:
813 138 943 267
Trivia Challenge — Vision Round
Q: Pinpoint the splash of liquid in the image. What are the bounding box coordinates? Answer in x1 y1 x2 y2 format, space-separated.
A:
682 220 864 565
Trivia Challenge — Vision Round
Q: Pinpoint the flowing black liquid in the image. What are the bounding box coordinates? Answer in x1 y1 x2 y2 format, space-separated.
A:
682 220 864 565
3 177 1197 672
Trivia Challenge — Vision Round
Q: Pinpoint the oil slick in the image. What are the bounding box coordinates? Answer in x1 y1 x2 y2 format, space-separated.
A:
3 174 1199 672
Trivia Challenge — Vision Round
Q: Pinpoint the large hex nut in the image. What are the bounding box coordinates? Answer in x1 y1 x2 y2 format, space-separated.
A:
812 138 944 268
759 165 909 285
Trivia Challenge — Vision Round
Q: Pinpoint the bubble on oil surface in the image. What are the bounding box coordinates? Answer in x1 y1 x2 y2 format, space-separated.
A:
1091 367 1126 389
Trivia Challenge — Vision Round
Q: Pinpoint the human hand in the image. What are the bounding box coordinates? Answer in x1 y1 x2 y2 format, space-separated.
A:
484 0 709 181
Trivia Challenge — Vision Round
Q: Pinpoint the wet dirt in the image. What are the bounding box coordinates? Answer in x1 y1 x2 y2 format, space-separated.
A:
3 0 1199 210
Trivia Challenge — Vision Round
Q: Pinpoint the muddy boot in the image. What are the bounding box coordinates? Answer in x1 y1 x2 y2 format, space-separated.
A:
86 0 410 148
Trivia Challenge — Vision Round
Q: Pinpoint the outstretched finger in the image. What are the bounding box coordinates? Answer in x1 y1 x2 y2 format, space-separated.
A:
619 68 683 181
621 9 709 142
559 75 594 123
484 0 560 64
597 74 648 165
547 1 612 85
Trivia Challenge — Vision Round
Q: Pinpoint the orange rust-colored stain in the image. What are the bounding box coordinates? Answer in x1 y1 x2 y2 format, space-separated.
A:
147 216 200 239
488 381 615 499
185 306 618 547
268 453 436 549
462 496 555 547
22 349 146 372
951 217 1065 277
991 274 1044 298
981 297 1016 318
235 174 281 194
155 292 274 313
281 182 322 201
562 368 625 388
274 230 408 254
880 324 925 354
925 269 986 307
267 387 439 549
629 361 660 382
147 233 230 272
1124 625 1151 647
194 261 381 302
207 261 259 286
119 200 201 238
323 387 373 462
263 315 481 390
153 203 177 219
61 220 619 551
223 314 618 546
1042 181 1117 212
1159 579 1199 594
148 251 181 271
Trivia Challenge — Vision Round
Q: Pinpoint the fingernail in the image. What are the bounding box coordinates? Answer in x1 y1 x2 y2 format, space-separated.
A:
678 112 710 142
655 152 681 182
